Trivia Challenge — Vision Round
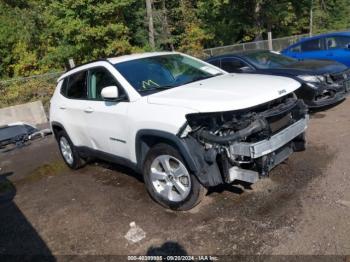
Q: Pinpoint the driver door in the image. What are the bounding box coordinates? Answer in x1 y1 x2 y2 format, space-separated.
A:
83 66 130 158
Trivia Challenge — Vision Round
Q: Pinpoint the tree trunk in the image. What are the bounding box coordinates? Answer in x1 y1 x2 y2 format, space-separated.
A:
254 0 263 41
309 0 313 36
146 0 155 49
161 0 174 51
267 30 273 50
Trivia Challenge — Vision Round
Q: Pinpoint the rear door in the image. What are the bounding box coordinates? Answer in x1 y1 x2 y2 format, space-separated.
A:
59 70 92 147
84 66 130 158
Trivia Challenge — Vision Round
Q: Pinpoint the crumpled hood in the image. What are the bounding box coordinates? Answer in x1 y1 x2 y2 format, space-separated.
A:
147 74 300 113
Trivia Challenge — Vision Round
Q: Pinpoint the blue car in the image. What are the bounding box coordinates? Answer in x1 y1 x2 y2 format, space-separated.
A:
282 32 350 67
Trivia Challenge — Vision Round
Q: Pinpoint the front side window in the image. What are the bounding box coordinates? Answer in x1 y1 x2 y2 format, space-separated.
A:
301 38 324 52
208 59 221 67
221 58 248 72
88 67 123 100
114 54 222 95
243 51 297 69
326 36 350 50
66 71 88 99
290 44 301 53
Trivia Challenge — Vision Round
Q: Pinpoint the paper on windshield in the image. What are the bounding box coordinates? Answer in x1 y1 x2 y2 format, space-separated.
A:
200 66 221 75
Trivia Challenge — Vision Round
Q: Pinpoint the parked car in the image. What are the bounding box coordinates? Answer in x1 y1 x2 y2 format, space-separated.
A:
206 50 349 109
282 31 350 66
0 122 52 149
0 122 37 148
50 52 308 210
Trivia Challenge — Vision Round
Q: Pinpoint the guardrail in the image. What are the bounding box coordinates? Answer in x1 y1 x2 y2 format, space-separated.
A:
203 34 309 57
0 72 62 113
204 29 350 57
0 72 62 85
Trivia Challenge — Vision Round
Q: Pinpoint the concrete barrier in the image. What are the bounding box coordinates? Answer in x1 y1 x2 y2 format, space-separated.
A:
0 101 48 126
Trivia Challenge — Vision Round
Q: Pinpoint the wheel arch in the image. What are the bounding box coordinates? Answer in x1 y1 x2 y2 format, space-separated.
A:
135 130 199 174
51 121 66 140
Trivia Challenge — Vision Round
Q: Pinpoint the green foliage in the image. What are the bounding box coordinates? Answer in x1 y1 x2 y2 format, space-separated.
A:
43 0 142 66
174 0 213 57
313 0 350 33
0 0 42 77
0 75 58 111
0 0 349 82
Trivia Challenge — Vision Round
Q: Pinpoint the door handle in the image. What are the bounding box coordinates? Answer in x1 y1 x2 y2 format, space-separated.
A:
59 106 66 110
84 107 94 113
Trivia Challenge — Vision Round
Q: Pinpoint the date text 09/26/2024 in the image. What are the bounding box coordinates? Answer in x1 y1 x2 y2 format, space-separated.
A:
127 255 219 261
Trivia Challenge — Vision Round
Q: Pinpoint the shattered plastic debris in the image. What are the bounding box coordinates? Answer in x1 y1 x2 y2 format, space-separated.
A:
336 199 350 208
124 221 146 244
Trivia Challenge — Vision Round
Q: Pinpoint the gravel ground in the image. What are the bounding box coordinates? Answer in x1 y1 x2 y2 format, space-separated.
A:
1 98 350 258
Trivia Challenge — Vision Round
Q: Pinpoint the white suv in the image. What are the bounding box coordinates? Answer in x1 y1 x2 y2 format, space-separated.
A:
50 52 308 210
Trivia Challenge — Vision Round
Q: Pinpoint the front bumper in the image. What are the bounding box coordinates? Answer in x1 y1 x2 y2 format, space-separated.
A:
308 90 345 109
229 116 308 158
306 83 346 109
227 116 308 183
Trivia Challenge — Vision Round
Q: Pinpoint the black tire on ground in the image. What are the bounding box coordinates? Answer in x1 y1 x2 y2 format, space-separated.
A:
143 143 207 211
56 130 85 170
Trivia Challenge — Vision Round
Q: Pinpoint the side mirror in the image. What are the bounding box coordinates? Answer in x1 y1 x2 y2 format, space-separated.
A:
239 66 253 72
346 43 350 49
101 86 119 101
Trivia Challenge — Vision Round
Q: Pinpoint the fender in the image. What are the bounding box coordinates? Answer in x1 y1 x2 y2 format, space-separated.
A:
135 129 199 173
135 129 223 187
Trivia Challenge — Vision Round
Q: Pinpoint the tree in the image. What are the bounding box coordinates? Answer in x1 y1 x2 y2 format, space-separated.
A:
0 0 43 77
172 0 213 56
1 0 350 79
152 0 174 50
145 0 155 49
43 0 141 67
312 0 350 33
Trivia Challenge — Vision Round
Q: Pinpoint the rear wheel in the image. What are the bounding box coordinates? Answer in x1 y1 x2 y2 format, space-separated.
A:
57 130 85 169
143 143 206 211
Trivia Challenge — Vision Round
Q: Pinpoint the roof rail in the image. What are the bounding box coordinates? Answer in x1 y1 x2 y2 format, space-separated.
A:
64 58 112 74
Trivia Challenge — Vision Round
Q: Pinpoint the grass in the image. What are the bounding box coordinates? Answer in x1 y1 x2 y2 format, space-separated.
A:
15 160 68 186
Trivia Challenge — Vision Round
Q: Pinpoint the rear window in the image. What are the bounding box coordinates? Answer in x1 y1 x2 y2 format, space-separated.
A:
66 71 88 99
60 78 68 96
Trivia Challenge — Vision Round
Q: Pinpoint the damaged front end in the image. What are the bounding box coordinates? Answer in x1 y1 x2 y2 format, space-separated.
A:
178 93 308 187
301 71 349 109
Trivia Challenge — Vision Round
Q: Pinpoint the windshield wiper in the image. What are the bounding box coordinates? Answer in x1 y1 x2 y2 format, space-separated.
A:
184 73 223 85
138 85 178 93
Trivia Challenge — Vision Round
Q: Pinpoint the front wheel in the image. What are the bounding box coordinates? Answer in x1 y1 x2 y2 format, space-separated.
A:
143 143 206 211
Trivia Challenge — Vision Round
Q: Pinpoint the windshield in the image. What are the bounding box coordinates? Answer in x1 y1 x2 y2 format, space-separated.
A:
114 54 223 95
244 51 297 69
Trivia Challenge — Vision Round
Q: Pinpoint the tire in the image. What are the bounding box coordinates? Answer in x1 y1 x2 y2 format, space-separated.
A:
56 130 85 169
143 143 207 211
